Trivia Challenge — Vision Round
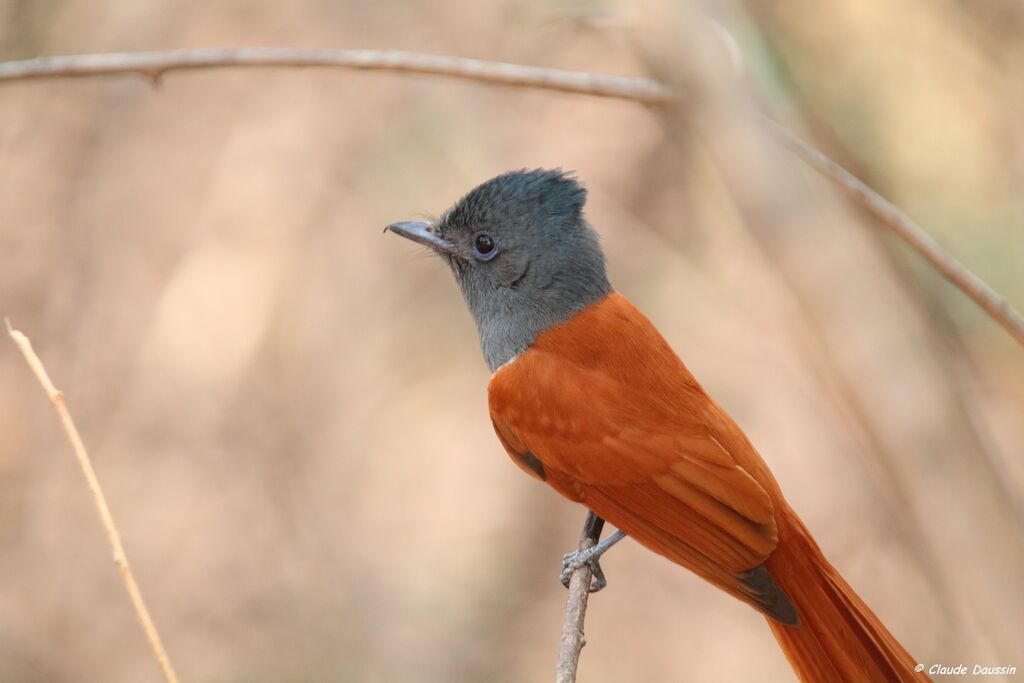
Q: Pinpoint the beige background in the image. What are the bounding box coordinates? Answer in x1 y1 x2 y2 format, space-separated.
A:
1 1 1022 681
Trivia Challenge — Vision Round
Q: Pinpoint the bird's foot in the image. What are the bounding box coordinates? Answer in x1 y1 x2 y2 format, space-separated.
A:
559 530 628 593
561 546 608 592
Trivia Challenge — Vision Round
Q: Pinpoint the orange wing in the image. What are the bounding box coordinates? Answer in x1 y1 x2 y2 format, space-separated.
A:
488 293 788 617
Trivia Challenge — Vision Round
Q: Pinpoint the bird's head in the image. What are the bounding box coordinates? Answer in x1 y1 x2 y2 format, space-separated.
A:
386 169 612 370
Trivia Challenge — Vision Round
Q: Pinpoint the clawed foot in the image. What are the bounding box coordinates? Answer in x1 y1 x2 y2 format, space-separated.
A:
561 546 609 592
559 529 628 593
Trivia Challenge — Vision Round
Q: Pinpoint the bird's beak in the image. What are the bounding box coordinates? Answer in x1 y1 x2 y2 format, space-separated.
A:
384 220 456 255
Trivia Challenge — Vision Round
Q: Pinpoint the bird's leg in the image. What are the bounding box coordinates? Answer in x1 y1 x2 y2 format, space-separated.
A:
560 512 628 592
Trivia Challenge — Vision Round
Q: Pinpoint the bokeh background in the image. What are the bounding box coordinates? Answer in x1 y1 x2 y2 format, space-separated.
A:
2 1 1023 681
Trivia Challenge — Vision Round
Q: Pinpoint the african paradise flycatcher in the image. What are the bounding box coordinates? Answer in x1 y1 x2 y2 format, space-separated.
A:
386 169 928 682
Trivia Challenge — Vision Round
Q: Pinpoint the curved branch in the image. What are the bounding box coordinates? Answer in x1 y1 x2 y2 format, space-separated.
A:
770 122 1024 347
5 319 179 683
1 47 1019 346
0 47 673 104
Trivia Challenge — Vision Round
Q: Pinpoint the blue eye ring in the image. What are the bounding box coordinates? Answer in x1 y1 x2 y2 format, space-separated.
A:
471 231 499 261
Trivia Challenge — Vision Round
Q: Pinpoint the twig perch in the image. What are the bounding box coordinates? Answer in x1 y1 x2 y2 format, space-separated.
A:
556 512 605 683
0 48 1019 347
5 319 180 683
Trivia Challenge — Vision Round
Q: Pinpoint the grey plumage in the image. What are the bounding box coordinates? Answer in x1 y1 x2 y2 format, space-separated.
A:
431 169 612 370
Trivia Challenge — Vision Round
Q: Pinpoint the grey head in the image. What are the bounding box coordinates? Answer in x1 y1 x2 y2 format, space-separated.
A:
386 169 612 371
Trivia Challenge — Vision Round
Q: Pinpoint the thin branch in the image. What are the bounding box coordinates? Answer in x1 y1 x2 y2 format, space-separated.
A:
1 48 1019 346
770 122 1024 347
556 512 604 683
0 48 673 104
5 319 180 683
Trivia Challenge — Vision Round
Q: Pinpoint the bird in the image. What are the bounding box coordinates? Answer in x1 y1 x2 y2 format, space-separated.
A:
385 168 928 682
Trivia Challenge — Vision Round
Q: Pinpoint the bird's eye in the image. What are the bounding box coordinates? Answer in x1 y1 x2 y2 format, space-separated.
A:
472 232 499 261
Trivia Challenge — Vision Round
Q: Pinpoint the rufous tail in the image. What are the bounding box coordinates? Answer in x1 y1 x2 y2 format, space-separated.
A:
765 504 930 682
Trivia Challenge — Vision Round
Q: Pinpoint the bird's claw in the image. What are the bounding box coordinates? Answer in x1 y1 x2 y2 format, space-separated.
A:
560 546 608 593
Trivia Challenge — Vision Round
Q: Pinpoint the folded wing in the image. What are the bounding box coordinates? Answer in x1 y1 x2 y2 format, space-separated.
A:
489 345 787 615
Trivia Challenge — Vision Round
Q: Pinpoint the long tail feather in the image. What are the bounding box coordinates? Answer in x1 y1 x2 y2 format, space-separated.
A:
765 505 929 683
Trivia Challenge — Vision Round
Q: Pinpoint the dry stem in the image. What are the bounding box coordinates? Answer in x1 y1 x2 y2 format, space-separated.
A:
770 122 1024 347
0 48 1019 346
0 48 672 104
5 319 180 683
556 512 604 683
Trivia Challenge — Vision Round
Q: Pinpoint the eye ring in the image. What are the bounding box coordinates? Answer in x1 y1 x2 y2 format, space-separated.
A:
471 232 499 261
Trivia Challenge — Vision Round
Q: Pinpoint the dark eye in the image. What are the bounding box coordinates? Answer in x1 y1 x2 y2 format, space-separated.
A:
472 232 499 261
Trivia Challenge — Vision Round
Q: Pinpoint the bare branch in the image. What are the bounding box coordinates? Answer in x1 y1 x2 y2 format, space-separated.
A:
770 122 1024 347
0 48 672 104
1 47 1019 346
5 319 180 683
556 512 604 683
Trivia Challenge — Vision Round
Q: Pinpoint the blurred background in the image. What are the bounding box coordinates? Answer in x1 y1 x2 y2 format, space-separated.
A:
1 0 1022 681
